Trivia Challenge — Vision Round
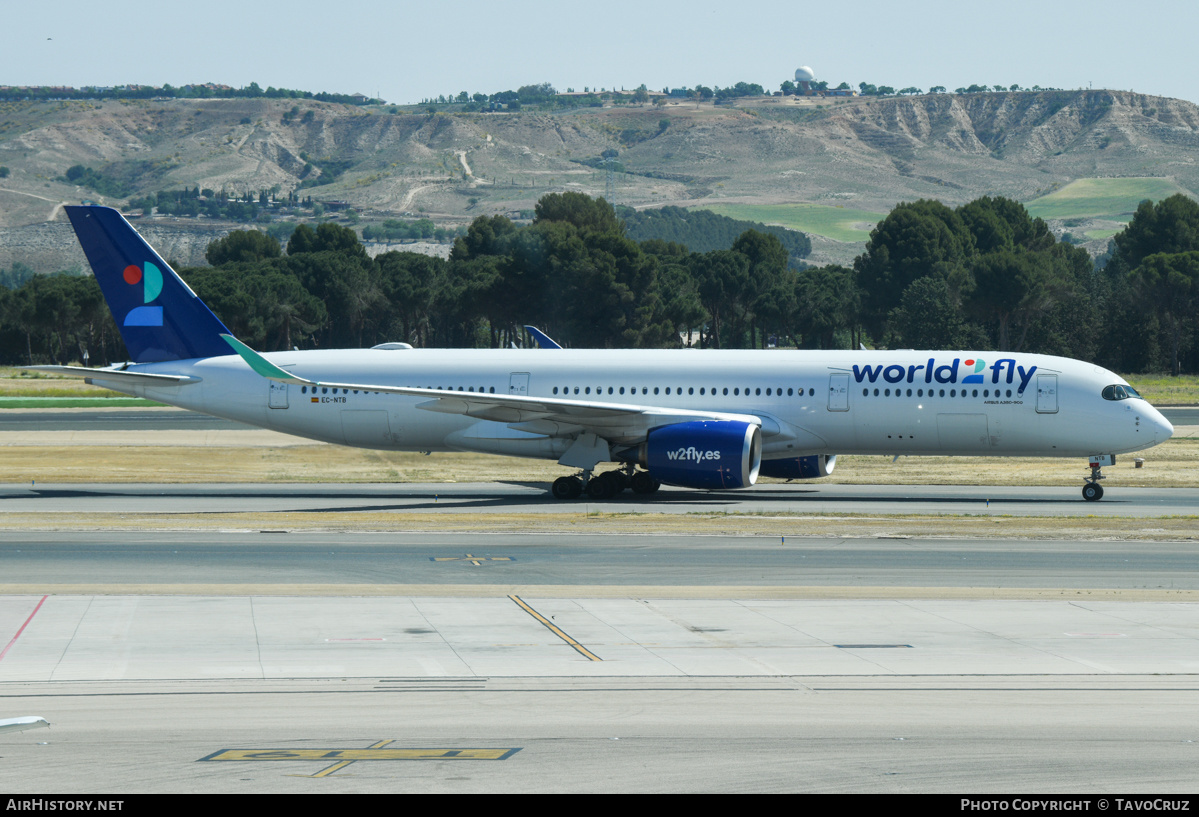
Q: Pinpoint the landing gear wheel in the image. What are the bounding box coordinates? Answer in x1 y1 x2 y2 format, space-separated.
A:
1082 483 1104 502
552 476 582 500
630 471 661 495
601 470 629 494
585 474 616 500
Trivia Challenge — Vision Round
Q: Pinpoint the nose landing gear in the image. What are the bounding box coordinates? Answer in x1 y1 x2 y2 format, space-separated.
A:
1083 454 1114 501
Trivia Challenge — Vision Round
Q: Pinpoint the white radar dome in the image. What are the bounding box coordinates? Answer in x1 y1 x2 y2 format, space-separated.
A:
794 66 815 82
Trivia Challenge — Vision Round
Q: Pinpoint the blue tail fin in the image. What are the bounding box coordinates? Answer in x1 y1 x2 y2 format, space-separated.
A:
66 205 233 363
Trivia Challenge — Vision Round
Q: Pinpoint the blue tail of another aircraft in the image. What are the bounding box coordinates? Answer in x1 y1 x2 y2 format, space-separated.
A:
66 205 232 363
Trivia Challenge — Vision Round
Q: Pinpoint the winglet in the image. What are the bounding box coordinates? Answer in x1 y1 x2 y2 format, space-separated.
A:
221 335 315 385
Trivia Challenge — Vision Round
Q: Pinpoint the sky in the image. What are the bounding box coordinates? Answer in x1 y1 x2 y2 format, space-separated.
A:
3 0 1197 105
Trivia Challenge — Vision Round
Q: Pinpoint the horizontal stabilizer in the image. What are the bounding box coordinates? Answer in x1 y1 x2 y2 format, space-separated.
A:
0 716 49 734
19 365 199 385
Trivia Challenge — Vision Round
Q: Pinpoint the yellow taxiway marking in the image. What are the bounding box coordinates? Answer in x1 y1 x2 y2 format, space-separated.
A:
431 554 515 566
302 739 393 778
207 747 519 762
202 740 520 777
508 594 601 661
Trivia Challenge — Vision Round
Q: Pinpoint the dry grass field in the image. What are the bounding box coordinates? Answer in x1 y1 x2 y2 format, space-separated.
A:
2 432 1195 488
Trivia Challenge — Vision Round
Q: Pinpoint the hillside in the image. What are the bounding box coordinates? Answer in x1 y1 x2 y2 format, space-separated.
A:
2 90 1198 269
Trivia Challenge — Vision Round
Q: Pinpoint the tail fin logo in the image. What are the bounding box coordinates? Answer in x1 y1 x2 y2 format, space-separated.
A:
122 262 164 326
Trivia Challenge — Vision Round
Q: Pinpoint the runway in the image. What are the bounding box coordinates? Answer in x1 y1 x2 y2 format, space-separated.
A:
2 523 1199 792
3 480 1198 516
2 530 1198 592
3 466 1199 790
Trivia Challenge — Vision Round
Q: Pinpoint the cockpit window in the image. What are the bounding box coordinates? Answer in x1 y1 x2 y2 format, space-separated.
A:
1102 384 1141 401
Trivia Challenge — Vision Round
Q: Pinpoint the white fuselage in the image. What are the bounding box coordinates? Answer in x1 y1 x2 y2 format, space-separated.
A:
90 348 1173 464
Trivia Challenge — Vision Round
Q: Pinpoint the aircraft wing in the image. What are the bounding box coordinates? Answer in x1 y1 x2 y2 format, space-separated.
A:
222 335 761 444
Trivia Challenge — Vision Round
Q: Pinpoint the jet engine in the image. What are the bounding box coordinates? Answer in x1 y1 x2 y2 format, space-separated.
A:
635 420 762 490
758 454 837 480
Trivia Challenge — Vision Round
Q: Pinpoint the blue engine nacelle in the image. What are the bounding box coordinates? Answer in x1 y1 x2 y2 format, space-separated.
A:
758 454 837 480
638 421 762 490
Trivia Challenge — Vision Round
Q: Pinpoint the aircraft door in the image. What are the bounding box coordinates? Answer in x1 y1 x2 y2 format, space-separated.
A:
268 381 288 409
827 374 849 411
509 372 530 396
1036 375 1058 414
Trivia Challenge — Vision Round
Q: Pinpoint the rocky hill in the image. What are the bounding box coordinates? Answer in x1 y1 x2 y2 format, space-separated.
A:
1 90 1197 270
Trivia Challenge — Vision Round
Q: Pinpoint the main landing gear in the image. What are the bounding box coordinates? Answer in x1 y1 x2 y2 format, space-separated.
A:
551 465 661 500
1082 455 1114 501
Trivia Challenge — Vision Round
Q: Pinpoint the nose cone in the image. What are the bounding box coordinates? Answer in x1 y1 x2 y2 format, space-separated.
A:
1146 404 1174 444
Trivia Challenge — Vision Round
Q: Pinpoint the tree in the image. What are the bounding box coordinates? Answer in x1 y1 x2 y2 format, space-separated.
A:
451 214 518 261
534 192 623 234
1108 194 1199 274
968 249 1066 352
731 230 789 346
793 265 860 349
377 251 446 347
888 276 983 350
854 200 975 338
206 230 282 266
695 249 748 348
286 222 366 258
1129 251 1199 375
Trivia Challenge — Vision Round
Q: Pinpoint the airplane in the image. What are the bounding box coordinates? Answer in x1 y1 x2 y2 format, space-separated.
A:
27 205 1174 502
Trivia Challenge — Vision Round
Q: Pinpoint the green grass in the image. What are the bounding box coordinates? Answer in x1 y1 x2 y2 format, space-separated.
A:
693 203 885 243
0 397 164 408
1084 228 1121 241
1124 374 1199 406
1025 178 1189 222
